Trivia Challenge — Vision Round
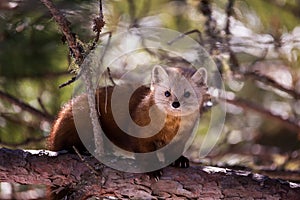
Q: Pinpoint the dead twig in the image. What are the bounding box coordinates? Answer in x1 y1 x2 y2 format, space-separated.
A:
40 0 86 89
167 29 204 45
40 0 83 64
72 146 100 176
59 74 78 88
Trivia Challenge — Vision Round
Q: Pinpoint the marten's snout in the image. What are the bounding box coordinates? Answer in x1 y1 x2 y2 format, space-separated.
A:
172 101 180 108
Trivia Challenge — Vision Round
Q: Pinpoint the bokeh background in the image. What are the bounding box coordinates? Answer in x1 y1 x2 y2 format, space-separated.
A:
1 0 300 198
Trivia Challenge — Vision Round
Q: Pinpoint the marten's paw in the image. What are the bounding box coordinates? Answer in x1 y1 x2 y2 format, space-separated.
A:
147 170 163 181
171 156 189 168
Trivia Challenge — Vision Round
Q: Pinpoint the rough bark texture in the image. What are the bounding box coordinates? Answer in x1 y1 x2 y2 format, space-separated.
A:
0 148 300 199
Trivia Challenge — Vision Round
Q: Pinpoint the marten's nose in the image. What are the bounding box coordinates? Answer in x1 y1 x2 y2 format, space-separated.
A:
172 101 180 108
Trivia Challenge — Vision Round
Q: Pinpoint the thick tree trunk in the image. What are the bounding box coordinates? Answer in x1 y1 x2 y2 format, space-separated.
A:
0 148 299 199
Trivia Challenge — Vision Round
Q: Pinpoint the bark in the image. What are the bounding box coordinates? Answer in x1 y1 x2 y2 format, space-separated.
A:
0 148 299 199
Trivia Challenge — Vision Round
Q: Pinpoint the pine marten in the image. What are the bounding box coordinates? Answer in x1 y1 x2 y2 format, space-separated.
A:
47 65 208 198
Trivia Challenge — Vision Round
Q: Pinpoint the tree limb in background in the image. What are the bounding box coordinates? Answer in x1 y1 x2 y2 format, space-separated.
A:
200 0 221 52
243 71 300 99
167 29 204 45
0 90 54 123
0 148 299 199
0 113 38 131
220 93 300 132
37 97 50 117
225 0 235 35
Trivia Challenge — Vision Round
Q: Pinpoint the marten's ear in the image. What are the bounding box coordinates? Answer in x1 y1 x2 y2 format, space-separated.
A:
151 65 169 85
191 67 207 85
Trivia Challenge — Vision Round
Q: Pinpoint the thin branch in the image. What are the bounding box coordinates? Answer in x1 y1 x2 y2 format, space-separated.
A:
141 37 158 56
107 67 116 86
225 0 235 35
0 113 46 148
228 50 240 72
200 0 220 52
91 0 105 50
99 0 104 20
0 90 54 123
219 93 300 132
242 71 300 99
40 0 83 63
0 113 38 131
167 29 204 45
223 0 239 72
247 49 268 67
37 97 50 116
59 75 78 88
73 146 100 176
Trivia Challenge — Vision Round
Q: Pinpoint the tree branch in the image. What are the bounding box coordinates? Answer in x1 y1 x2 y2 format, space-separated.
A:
0 90 54 123
220 94 300 132
243 71 300 99
225 0 235 35
40 0 83 63
0 148 300 199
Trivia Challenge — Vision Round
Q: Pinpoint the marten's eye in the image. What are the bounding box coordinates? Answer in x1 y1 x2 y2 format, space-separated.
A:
165 91 171 97
184 91 190 98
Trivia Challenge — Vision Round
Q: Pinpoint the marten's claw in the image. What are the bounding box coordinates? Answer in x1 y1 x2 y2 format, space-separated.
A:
147 170 163 181
172 155 190 168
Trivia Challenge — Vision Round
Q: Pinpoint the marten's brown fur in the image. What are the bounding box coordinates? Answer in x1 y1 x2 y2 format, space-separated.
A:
48 66 208 153
47 66 208 199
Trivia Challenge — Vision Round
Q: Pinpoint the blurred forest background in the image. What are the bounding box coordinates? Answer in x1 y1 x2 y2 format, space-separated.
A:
1 0 300 198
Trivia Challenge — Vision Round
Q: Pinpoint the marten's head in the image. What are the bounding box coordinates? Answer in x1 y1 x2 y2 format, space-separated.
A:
151 65 207 116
